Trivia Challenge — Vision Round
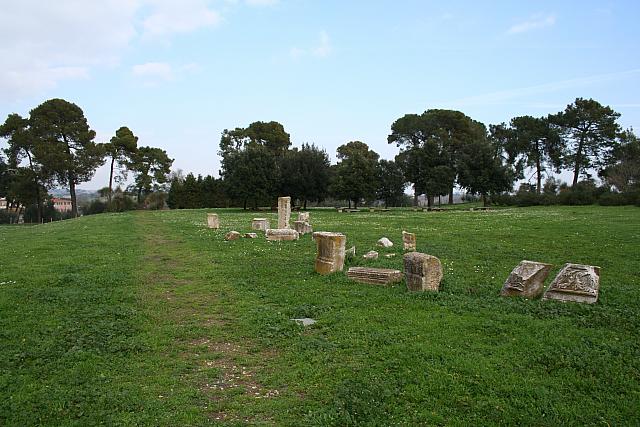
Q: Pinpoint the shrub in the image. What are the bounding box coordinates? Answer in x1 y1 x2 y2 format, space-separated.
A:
144 192 167 210
83 199 107 215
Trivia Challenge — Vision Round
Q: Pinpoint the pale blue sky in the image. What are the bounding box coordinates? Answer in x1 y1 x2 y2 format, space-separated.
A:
1 0 639 189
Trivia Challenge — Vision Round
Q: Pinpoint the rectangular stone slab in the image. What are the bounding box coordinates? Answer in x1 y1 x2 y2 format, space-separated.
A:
265 228 299 241
543 263 601 304
207 213 219 229
251 218 270 231
500 260 553 298
312 231 346 274
277 196 291 229
293 220 313 235
347 267 403 285
402 231 416 251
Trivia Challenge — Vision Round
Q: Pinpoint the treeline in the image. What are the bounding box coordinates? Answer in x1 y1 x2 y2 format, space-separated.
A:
169 97 638 209
0 98 173 222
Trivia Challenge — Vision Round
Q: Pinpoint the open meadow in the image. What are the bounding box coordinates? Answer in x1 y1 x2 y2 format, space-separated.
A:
1 205 639 425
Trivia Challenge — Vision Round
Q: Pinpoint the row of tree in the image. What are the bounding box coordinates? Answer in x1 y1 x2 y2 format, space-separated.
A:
0 99 174 220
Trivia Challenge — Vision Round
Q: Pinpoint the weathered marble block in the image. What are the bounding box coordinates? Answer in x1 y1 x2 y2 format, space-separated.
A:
207 213 219 229
500 260 553 298
298 212 310 222
251 218 270 232
403 252 443 292
244 232 258 239
225 231 241 241
543 263 601 304
278 196 291 229
377 237 393 248
265 228 299 241
312 231 346 274
347 267 403 285
363 250 378 260
293 220 313 235
402 231 416 251
346 246 356 259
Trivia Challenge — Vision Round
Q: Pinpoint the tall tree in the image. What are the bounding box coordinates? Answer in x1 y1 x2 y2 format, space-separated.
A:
388 110 485 205
331 141 379 208
0 113 49 222
600 129 640 192
376 159 406 207
458 139 512 206
220 121 291 158
29 98 104 217
105 126 138 204
279 143 331 208
550 98 621 186
129 146 173 203
494 116 563 194
221 143 278 209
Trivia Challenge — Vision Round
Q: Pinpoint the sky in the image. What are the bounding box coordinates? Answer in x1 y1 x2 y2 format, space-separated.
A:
1 0 639 190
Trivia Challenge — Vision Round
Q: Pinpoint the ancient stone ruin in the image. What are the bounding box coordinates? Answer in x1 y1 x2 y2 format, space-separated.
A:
297 212 310 222
244 232 258 239
207 213 219 229
500 260 553 298
402 231 416 251
312 232 346 275
293 220 313 235
377 237 393 248
346 267 403 285
543 263 601 304
278 196 291 229
252 218 270 232
265 228 299 241
403 252 443 292
363 250 379 260
225 231 241 241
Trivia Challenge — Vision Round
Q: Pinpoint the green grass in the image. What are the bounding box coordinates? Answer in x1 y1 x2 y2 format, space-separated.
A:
1 205 639 425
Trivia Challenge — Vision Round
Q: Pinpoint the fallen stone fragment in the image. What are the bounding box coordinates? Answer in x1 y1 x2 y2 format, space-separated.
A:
265 228 299 241
312 231 346 274
293 220 313 235
403 252 443 292
385 253 397 258
225 231 241 241
291 318 316 326
244 232 258 239
543 263 601 304
377 237 393 248
363 250 379 260
347 267 403 285
500 260 553 298
402 231 416 251
297 212 310 222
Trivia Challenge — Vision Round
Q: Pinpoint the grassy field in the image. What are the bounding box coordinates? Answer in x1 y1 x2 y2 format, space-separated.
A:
1 205 639 425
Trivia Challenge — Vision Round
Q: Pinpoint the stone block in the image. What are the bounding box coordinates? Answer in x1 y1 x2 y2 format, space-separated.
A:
278 196 291 229
543 263 601 304
347 267 403 285
402 231 416 251
293 220 313 235
403 252 443 292
297 212 310 222
363 250 378 260
244 232 258 239
500 260 553 298
312 231 346 274
225 231 241 241
265 228 299 241
207 213 219 229
377 237 393 248
252 218 270 232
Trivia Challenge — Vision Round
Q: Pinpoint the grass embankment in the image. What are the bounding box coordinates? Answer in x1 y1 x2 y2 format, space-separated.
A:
1 206 639 425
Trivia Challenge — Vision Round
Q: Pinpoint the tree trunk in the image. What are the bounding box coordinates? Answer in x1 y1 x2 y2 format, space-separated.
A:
413 187 418 207
137 187 142 204
108 156 115 204
482 194 488 207
303 199 307 210
438 195 441 206
536 156 542 194
348 200 352 209
427 195 433 208
243 198 247 210
572 137 584 187
69 177 78 218
448 185 454 204
26 152 42 224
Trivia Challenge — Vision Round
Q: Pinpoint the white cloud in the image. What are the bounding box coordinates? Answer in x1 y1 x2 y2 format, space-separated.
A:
290 31 332 59
507 13 556 35
443 69 640 107
141 0 221 38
